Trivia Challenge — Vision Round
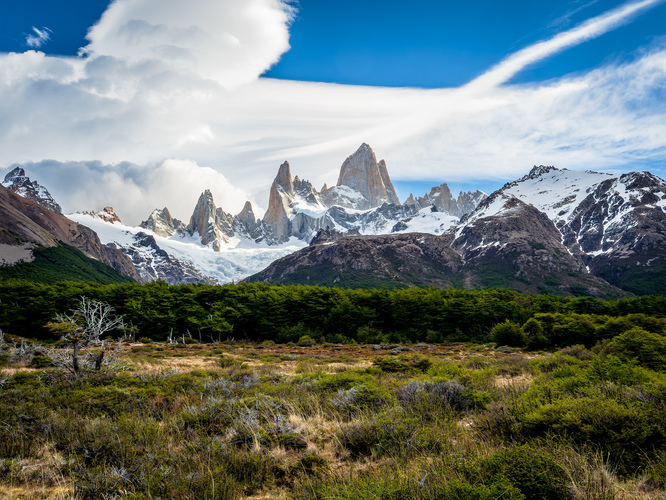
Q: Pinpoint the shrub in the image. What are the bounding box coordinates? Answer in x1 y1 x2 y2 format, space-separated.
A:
444 477 526 500
337 417 422 458
30 353 53 368
474 445 568 500
372 354 433 373
601 327 666 371
297 335 316 347
492 321 526 347
330 384 389 413
521 397 665 474
395 380 488 413
523 318 549 350
589 355 649 385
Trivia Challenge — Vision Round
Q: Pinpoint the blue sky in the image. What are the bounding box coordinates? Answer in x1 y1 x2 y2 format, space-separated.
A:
3 0 664 87
0 0 665 221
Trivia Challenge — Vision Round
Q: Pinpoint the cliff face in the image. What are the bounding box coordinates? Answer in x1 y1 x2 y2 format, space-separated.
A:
263 161 295 243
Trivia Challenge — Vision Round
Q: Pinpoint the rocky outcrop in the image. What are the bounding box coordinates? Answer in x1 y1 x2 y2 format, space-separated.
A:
2 166 62 214
187 190 235 250
84 206 122 224
378 160 400 206
263 161 295 243
233 201 264 240
139 207 184 237
121 232 217 285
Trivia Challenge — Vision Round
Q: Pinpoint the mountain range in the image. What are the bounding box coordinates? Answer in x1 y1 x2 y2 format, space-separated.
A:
1 145 665 296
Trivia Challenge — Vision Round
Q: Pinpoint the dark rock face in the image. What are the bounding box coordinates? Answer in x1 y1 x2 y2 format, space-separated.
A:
2 166 62 214
247 232 463 289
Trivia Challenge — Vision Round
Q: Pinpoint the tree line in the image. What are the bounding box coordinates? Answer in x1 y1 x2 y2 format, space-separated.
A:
1 279 665 347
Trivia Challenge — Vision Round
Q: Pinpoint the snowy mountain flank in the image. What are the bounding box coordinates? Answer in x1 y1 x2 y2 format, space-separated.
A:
3 146 665 295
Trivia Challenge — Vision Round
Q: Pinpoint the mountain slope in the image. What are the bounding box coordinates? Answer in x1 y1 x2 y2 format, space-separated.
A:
248 165 666 297
247 195 627 298
0 183 140 280
0 242 135 284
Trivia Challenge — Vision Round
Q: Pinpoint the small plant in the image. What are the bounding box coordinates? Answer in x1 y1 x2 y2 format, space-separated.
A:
372 353 433 372
297 335 316 347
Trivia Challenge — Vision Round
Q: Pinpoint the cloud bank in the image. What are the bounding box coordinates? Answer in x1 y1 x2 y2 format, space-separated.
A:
1 0 666 224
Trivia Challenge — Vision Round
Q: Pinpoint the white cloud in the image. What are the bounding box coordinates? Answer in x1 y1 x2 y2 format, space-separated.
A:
81 0 293 89
16 159 257 225
25 27 52 49
1 0 666 220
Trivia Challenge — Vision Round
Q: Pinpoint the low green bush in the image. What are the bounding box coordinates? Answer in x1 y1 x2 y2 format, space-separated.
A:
601 327 666 371
297 335 316 347
372 354 433 373
473 445 567 500
492 321 526 347
521 396 666 474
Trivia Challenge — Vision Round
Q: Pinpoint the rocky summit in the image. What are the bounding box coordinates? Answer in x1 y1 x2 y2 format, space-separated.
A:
2 166 62 214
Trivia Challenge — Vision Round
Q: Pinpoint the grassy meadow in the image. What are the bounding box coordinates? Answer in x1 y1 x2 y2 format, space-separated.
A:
1 338 665 499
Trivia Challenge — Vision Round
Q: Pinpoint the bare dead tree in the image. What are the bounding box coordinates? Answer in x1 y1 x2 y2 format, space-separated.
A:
45 297 126 377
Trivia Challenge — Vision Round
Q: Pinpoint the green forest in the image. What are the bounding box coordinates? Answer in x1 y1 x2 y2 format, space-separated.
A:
2 279 666 349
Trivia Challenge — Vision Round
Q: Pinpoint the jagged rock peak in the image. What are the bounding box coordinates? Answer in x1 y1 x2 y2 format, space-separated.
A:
189 190 217 237
140 207 183 237
336 143 397 208
2 166 63 214
187 190 234 250
275 161 293 194
3 166 25 181
378 159 400 205
236 201 256 225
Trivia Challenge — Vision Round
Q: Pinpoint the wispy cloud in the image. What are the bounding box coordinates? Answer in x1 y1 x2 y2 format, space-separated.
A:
25 27 52 48
467 0 666 90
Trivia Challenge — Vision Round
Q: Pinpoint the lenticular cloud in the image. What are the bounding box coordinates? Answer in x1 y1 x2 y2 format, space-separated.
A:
81 0 293 88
